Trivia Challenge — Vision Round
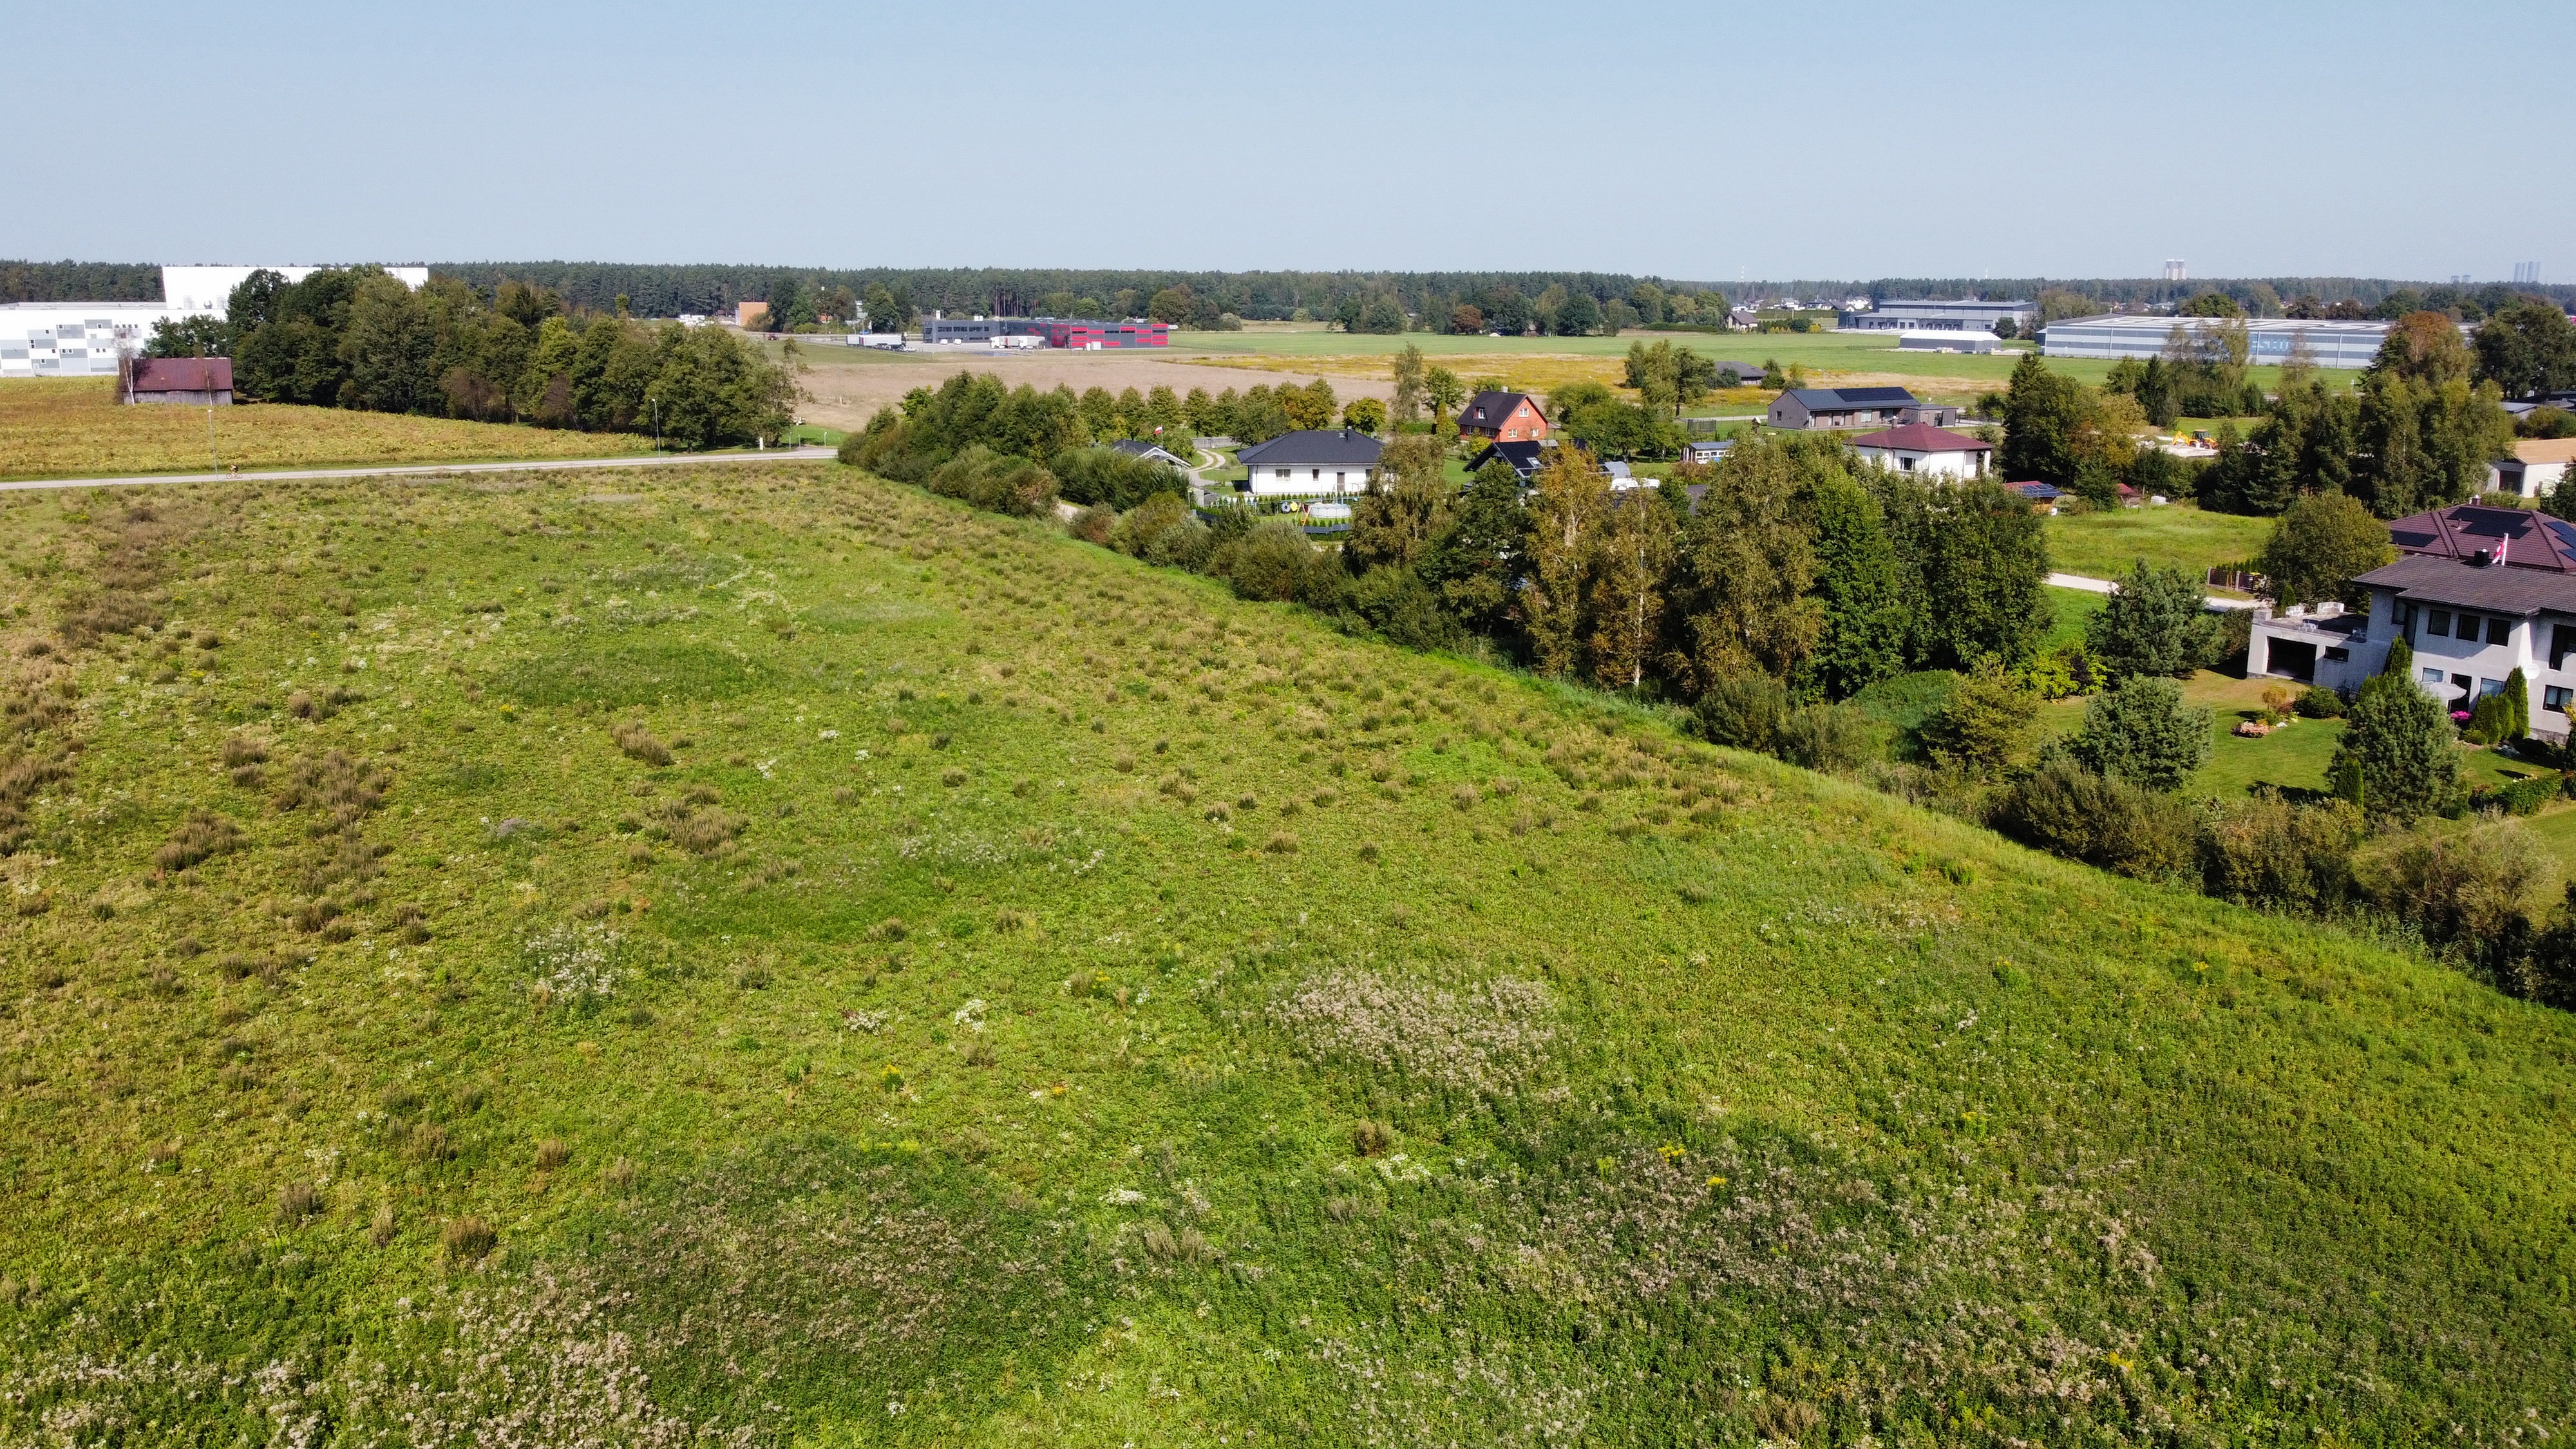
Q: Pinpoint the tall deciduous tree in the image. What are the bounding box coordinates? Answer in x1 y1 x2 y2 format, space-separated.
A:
1345 437 1451 574
1588 494 1678 688
2372 311 2475 386
2473 298 2576 400
1389 345 1426 424
1998 351 2090 486
1803 468 1909 699
1522 443 1611 677
1419 462 1531 640
1424 367 1466 428
2256 491 2395 608
1667 437 1823 692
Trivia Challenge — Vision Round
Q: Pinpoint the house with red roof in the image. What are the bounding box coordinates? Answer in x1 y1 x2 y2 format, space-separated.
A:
1846 421 1992 480
126 357 231 406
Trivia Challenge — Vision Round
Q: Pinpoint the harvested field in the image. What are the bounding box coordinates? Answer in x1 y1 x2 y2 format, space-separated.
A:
0 377 655 480
778 342 1391 430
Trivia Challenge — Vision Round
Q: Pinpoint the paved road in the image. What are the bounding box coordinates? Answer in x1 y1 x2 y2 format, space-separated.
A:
2050 571 2259 611
1 446 838 493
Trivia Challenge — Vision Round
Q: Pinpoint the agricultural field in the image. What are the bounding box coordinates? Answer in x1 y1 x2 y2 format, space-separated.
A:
0 378 654 480
0 464 2571 1444
2041 502 2275 583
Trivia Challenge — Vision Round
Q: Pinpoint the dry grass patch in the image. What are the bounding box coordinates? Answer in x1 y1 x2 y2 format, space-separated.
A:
0 377 653 479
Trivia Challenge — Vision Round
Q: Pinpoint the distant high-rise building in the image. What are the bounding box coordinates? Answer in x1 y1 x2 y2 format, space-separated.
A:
2513 261 2542 284
2163 259 2187 281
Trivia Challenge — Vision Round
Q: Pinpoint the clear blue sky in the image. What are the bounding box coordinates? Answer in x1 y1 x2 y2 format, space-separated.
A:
9 0 2570 283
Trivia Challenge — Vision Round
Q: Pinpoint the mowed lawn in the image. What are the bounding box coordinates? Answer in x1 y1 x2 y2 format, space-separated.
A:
0 377 656 479
2043 502 2275 583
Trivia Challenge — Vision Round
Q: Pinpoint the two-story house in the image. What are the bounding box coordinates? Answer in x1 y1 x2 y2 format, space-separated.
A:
1459 390 1548 442
2248 503 2576 741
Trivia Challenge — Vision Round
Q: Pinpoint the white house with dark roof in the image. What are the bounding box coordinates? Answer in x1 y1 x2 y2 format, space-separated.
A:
2248 503 2576 739
1847 422 1993 479
1234 430 1383 498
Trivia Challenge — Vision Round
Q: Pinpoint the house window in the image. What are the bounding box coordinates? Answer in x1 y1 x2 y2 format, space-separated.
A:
2549 686 2573 714
2324 646 2350 661
2554 623 2576 670
2489 616 2514 645
2480 677 2504 697
1274 468 1290 480
2421 667 2445 686
2427 609 2451 637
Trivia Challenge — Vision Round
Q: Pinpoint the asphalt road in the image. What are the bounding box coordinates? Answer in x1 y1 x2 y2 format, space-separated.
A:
1 446 838 493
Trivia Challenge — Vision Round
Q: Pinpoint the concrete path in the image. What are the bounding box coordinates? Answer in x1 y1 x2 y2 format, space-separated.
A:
2 446 838 493
2049 571 2259 611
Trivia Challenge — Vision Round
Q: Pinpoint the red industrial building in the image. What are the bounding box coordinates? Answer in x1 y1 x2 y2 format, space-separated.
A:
1034 319 1170 348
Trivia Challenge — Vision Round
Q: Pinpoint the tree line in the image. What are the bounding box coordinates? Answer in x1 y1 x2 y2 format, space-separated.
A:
142 269 794 450
1987 309 2551 518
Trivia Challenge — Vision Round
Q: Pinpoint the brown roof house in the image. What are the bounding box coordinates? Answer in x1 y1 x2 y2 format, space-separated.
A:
1459 390 1548 442
2249 502 2576 735
2489 439 2576 499
126 357 232 406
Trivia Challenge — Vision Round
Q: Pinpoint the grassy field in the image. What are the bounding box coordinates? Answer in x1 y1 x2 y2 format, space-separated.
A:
1173 328 2360 398
0 377 658 480
1 464 2571 1444
2042 502 2274 582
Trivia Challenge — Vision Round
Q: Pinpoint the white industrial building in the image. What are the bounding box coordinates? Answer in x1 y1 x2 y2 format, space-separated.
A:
1841 298 2034 332
1897 330 2000 353
1 264 428 378
2040 314 2397 369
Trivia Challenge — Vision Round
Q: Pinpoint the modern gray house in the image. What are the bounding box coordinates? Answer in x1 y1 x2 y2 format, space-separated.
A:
2249 503 2576 740
1767 386 1921 430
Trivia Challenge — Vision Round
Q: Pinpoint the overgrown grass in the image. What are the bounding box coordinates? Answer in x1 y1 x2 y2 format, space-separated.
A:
0 377 656 479
0 463 2570 1444
2041 501 2275 583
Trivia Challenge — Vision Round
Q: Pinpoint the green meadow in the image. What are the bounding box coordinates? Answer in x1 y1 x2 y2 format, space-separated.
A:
2041 503 2275 583
1 464 2571 1444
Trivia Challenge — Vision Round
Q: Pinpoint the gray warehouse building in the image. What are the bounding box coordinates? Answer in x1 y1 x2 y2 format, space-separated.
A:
2041 314 2398 369
1841 298 2034 332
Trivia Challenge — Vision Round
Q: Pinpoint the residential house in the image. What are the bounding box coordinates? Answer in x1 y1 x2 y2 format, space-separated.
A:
1234 430 1383 498
126 357 231 406
2489 439 2576 498
1846 422 1993 479
1108 439 1190 468
1767 386 1920 430
2248 502 2576 739
1711 361 1766 386
2009 480 2063 512
1681 438 1734 466
1457 390 1548 442
1464 439 1546 482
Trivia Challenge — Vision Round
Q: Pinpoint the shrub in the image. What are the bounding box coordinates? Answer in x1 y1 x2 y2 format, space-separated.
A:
2354 818 2545 949
442 1215 497 1263
1774 702 1879 773
277 1182 323 1222
924 445 1059 518
1225 521 1326 603
611 721 672 766
2468 772 2566 817
2329 672 2461 820
533 1138 571 1171
1052 446 1188 511
154 811 245 872
2296 685 2347 719
2199 793 2363 913
1690 673 1788 752
1069 505 1116 545
1995 758 2197 878
1920 659 2039 775
1351 1121 1396 1157
2087 561 2223 679
2067 676 2211 791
